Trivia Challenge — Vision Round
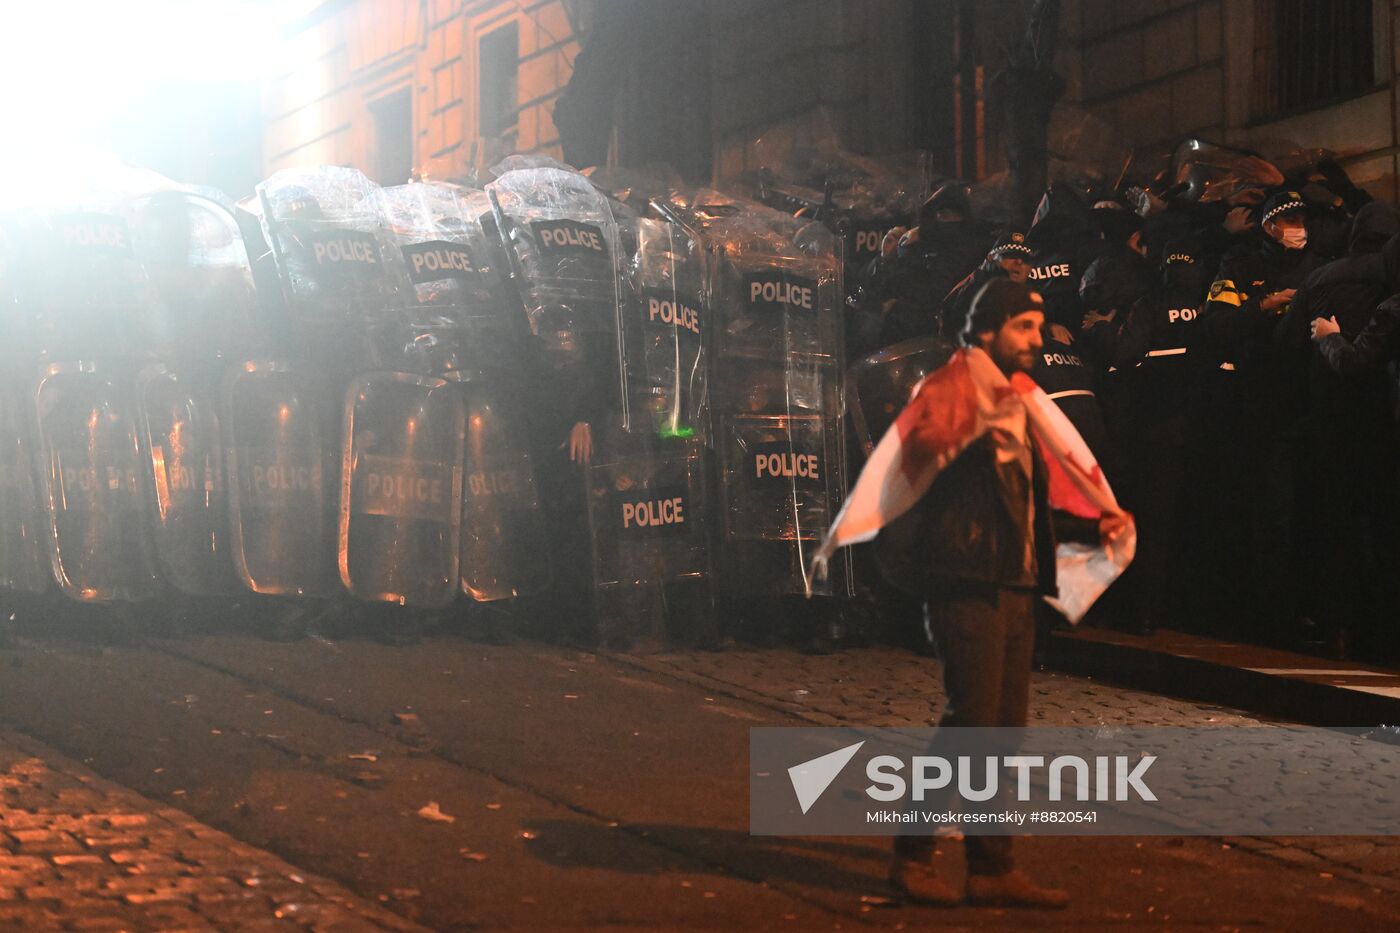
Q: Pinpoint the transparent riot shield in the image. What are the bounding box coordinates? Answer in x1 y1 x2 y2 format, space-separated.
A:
245 168 406 600
619 217 708 441
222 362 337 598
0 241 48 596
127 192 262 596
485 166 625 418
379 181 550 603
572 213 715 606
6 205 165 603
0 385 49 595
33 362 161 602
256 167 404 366
672 191 852 598
138 365 237 595
338 372 465 607
846 335 956 458
585 431 710 589
453 370 552 601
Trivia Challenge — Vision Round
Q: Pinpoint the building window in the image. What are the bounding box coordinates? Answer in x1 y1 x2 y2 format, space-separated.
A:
1251 0 1375 121
479 23 519 139
370 89 413 185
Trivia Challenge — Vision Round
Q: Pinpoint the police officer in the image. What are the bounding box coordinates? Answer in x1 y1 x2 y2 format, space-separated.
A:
1097 246 1213 632
1024 184 1105 331
940 230 1032 339
1195 190 1327 636
863 183 988 348
1285 204 1400 658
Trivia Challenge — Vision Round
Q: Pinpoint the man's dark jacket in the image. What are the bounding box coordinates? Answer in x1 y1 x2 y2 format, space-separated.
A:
877 433 1057 598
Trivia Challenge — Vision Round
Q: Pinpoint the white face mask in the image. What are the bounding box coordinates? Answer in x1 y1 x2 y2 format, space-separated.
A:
1277 226 1308 250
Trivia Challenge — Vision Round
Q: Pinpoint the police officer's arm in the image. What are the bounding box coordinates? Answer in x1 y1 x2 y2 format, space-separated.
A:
1314 295 1400 377
1197 265 1249 363
1102 295 1154 371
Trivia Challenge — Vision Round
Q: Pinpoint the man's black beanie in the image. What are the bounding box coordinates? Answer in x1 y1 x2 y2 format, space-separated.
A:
963 278 1045 345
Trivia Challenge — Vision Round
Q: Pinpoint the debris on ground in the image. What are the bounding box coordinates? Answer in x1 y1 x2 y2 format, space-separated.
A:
416 801 455 823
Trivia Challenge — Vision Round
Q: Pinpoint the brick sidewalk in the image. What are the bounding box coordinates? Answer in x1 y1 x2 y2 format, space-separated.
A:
0 728 424 932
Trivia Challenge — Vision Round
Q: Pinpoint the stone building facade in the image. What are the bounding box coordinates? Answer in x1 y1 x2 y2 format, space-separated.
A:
261 0 1400 199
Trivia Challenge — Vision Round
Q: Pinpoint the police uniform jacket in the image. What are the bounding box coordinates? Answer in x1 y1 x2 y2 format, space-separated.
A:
1026 184 1105 330
1107 250 1213 425
1078 247 1154 318
1283 210 1400 432
1198 234 1327 388
1033 324 1112 462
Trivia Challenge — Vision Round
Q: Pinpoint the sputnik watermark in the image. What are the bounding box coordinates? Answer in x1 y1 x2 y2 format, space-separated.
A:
865 754 1156 802
752 726 1400 836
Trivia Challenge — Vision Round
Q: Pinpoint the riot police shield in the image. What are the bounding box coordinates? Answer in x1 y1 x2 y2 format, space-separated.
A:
377 181 548 604
618 217 708 441
0 245 48 596
846 335 956 458
256 167 405 368
454 370 551 601
223 361 337 597
485 166 625 426
579 213 714 595
0 386 49 595
7 205 164 603
339 372 465 607
584 430 710 589
126 192 261 596
244 167 406 601
33 362 161 602
670 191 851 598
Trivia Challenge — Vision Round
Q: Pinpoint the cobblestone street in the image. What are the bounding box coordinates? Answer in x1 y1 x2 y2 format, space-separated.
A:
0 728 423 931
615 646 1400 894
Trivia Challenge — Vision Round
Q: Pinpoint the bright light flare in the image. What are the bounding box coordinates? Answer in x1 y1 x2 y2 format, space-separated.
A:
0 1 289 164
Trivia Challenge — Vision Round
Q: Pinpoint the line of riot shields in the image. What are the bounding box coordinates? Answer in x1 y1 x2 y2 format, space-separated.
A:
0 160 854 642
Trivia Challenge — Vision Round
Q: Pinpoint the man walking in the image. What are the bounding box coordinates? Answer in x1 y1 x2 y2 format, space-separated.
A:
812 278 1132 908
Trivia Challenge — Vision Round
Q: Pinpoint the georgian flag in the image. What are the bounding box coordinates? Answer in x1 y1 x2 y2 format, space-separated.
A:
811 347 1134 622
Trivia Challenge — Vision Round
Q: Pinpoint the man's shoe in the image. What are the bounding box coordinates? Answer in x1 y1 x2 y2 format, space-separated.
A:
888 857 961 906
967 869 1068 909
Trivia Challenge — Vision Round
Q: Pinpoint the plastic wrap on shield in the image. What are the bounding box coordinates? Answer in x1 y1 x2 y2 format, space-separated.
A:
3 206 162 362
255 167 404 366
339 372 465 607
380 183 506 350
846 335 956 458
34 363 161 602
485 166 621 342
223 363 337 597
126 191 263 363
675 190 842 387
667 190 850 597
619 217 708 440
585 434 710 589
720 109 932 279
